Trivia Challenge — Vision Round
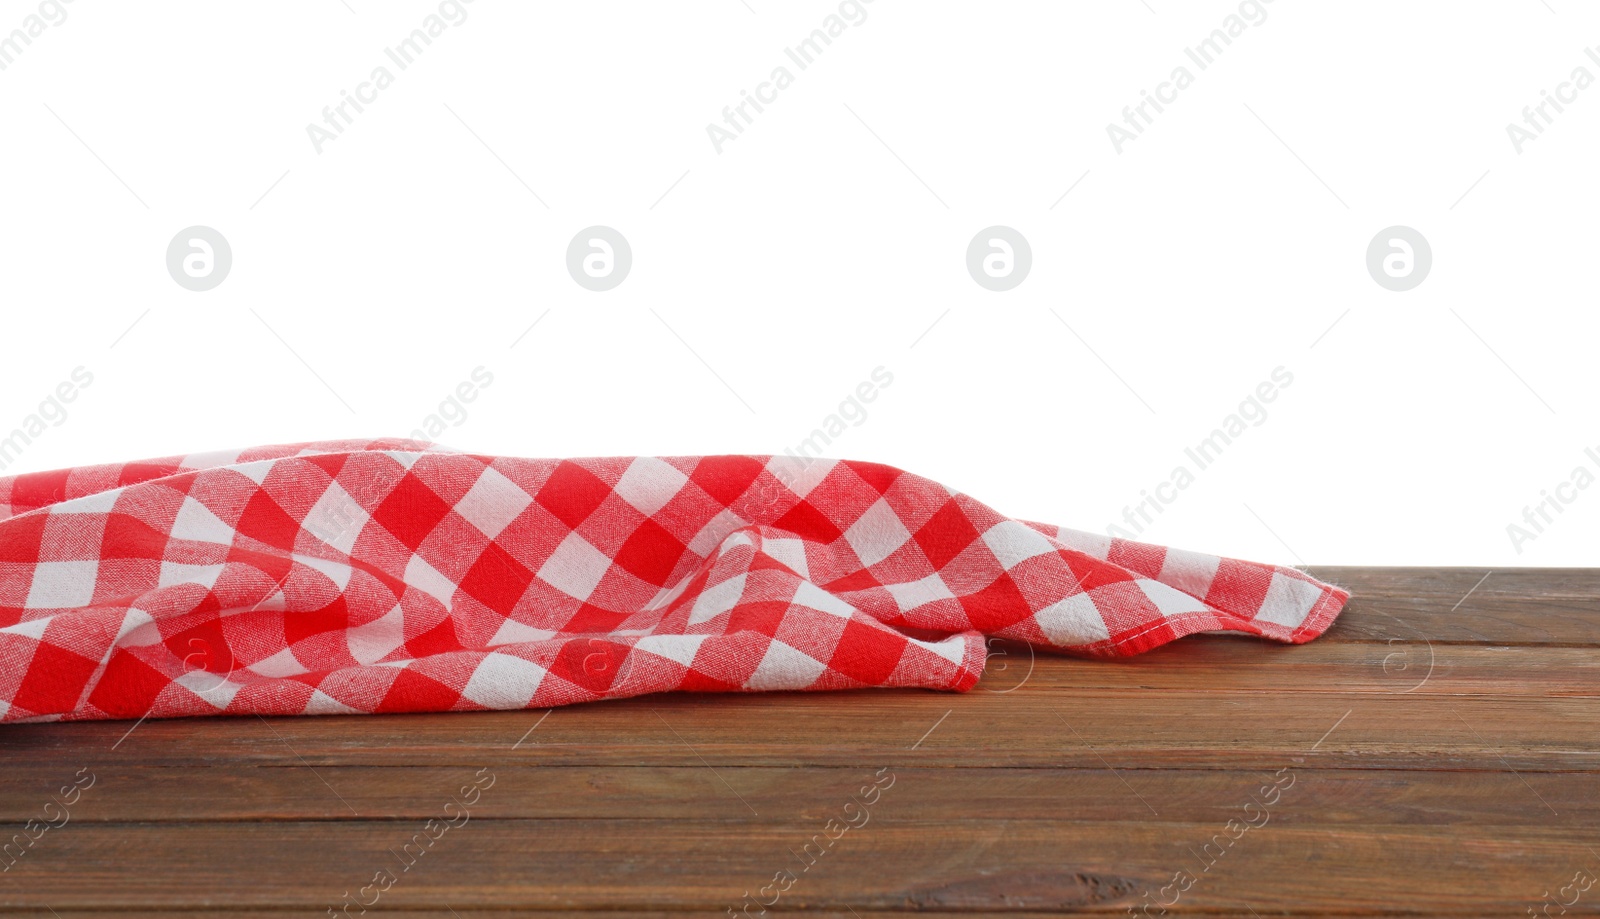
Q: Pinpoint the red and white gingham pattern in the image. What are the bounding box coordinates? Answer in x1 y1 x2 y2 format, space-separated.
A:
0 439 1348 722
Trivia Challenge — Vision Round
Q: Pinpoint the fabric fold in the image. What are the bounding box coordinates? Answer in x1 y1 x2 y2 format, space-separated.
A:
0 439 1349 722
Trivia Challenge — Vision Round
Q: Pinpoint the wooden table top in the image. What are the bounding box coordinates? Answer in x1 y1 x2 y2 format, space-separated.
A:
2 567 1596 917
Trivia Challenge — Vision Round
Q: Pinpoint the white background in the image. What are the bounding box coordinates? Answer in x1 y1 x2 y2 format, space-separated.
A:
1 0 1595 567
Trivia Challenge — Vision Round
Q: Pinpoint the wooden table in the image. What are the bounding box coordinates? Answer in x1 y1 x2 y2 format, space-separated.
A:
2 567 1596 917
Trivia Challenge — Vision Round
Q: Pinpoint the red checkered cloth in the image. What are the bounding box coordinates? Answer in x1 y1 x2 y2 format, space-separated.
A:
0 439 1348 722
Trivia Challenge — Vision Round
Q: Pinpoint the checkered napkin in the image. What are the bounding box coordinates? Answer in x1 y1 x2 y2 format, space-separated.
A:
0 439 1348 722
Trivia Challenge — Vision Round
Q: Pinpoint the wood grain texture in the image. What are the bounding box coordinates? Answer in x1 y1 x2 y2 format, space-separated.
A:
1 567 1596 916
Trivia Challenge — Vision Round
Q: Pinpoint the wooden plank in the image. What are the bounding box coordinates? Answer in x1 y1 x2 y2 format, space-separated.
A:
1310 567 1600 602
1310 567 1600 645
2 764 1597 826
1 818 1594 913
1 567 1595 917
23 915 1511 919
3 682 1596 770
1326 595 1600 646
3 914 1117 919
14 914 1274 919
11 914 1200 919
983 639 1600 697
